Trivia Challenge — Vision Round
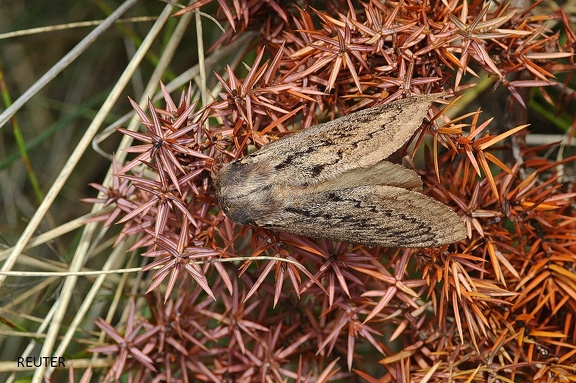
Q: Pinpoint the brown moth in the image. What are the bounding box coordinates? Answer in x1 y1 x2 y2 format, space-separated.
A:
214 94 467 247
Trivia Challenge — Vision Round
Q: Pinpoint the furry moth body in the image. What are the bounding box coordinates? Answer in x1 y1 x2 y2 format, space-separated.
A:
214 94 467 247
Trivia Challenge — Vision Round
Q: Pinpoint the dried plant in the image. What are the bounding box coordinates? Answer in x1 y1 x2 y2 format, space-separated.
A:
73 1 576 382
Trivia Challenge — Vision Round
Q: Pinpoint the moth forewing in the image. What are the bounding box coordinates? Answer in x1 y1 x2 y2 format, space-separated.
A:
260 186 466 247
214 94 467 247
230 94 443 188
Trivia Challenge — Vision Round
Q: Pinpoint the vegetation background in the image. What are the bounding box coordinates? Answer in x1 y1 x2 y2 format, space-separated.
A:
0 0 575 382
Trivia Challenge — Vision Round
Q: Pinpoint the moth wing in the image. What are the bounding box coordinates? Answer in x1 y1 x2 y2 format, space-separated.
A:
241 94 441 187
315 161 423 192
259 185 467 247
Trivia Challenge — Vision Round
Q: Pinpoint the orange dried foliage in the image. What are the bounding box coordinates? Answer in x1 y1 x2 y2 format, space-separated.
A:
83 1 576 382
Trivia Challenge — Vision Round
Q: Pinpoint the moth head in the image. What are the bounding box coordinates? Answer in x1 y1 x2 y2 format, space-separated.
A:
213 159 280 225
214 159 269 193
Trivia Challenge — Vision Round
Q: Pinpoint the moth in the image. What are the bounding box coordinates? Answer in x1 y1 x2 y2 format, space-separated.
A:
214 94 467 247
